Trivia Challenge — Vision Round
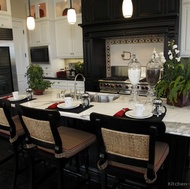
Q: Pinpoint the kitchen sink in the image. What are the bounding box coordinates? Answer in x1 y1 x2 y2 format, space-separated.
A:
89 92 120 103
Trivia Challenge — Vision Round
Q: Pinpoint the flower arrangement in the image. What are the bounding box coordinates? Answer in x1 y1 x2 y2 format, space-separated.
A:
156 40 190 105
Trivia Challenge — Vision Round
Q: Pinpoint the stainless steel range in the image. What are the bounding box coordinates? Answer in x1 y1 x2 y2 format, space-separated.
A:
99 66 149 96
99 77 149 95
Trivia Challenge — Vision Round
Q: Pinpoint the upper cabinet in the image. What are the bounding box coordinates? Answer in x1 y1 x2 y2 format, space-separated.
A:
0 0 12 28
29 20 51 46
55 15 83 58
55 0 81 19
30 0 54 20
81 0 180 25
0 0 11 15
180 0 190 57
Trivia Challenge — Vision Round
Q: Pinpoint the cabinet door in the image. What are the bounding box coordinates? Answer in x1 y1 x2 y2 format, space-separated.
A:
55 16 83 58
30 0 47 19
180 0 190 57
71 16 83 57
55 0 81 18
29 21 50 46
82 0 111 23
0 0 11 15
136 0 164 17
55 19 73 57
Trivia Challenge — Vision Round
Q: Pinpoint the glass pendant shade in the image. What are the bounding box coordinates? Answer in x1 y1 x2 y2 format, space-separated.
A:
67 8 76 24
27 16 35 30
122 0 133 18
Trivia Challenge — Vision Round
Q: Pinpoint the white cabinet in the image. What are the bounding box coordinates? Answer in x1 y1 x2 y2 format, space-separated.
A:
55 0 81 18
180 0 190 57
29 21 50 46
30 0 54 20
49 80 68 89
0 0 12 28
55 15 83 58
44 79 85 91
40 65 52 77
0 0 11 15
0 15 12 28
67 80 85 91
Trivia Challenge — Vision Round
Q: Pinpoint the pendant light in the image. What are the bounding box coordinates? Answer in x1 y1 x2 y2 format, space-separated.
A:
67 0 76 24
27 0 35 30
122 0 133 18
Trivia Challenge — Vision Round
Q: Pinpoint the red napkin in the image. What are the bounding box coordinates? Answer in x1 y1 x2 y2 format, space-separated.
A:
47 101 64 109
0 95 13 100
114 108 129 117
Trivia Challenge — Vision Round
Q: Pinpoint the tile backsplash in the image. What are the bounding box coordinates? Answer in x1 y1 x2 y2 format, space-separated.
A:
106 35 164 77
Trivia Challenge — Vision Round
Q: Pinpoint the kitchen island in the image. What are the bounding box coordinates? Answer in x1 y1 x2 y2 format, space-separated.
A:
20 89 190 137
18 89 190 186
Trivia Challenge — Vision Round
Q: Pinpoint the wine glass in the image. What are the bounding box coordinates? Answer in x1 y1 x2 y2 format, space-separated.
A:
128 54 141 104
146 53 161 103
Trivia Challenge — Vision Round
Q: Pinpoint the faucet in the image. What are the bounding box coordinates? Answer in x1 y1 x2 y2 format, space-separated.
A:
74 73 85 98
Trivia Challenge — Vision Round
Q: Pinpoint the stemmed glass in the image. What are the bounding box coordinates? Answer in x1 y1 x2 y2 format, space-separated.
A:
128 54 141 104
146 52 161 103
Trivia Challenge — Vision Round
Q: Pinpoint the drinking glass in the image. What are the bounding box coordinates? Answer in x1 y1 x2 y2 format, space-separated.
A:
128 54 141 104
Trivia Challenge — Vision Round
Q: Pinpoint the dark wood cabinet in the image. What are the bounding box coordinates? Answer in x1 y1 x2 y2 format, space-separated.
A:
80 0 180 92
81 0 179 25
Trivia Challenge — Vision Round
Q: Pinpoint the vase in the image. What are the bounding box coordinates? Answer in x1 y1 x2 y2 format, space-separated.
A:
166 91 190 107
33 89 45 95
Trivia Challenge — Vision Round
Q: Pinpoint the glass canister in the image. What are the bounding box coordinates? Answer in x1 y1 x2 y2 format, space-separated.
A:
146 52 161 99
128 54 141 103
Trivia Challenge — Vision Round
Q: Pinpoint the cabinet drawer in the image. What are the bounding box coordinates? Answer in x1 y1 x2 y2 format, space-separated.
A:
0 15 12 28
67 81 85 91
51 80 68 89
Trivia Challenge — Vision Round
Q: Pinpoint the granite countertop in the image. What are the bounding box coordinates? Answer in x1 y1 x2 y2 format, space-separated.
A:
20 89 190 137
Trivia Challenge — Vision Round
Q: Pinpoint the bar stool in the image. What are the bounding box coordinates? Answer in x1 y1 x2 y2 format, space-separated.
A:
90 112 169 189
0 99 25 188
18 105 96 189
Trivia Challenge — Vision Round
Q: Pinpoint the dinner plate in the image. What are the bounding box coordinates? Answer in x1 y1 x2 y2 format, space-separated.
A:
57 103 80 109
8 95 27 102
125 110 153 119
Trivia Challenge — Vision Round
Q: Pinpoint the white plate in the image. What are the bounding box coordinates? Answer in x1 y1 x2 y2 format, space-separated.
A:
8 95 27 102
125 110 153 119
57 103 80 109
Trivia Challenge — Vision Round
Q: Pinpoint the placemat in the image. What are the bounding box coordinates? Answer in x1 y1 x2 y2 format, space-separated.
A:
10 98 37 104
123 112 165 122
57 104 93 114
123 106 167 122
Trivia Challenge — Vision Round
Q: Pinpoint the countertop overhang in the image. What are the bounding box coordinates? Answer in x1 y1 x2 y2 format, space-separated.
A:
20 89 190 137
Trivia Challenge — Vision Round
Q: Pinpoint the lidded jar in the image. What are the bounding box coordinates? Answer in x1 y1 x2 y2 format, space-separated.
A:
128 54 141 86
146 52 161 88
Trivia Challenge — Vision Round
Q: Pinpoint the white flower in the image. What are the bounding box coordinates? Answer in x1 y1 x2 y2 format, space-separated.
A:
175 49 180 54
158 52 166 63
168 50 172 55
176 57 181 62
173 44 178 49
169 54 173 60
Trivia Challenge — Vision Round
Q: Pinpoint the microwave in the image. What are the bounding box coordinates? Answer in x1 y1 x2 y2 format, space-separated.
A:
30 46 50 64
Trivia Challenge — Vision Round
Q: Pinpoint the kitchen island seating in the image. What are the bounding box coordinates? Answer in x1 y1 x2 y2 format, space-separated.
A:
90 112 169 189
0 99 25 188
18 105 96 189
